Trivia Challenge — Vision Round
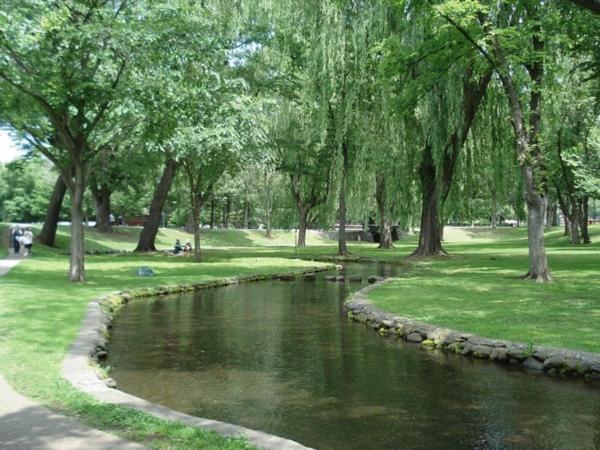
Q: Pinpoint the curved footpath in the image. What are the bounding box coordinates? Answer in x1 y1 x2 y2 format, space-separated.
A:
344 278 600 382
0 254 146 450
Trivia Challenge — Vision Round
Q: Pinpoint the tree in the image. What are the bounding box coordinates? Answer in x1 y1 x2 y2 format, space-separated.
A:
430 0 560 281
0 1 136 280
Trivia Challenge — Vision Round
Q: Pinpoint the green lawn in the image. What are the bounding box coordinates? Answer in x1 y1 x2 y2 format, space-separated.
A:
367 226 600 353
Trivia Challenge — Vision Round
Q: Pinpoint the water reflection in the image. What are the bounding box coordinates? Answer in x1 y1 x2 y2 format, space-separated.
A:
108 264 600 450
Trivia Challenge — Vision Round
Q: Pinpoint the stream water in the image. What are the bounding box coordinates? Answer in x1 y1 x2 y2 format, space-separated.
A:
107 263 599 449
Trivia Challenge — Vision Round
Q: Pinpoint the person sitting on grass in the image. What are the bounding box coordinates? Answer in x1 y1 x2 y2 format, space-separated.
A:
183 241 192 256
174 239 183 255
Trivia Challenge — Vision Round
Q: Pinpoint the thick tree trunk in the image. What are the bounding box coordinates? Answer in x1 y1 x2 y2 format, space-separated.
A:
579 198 591 244
379 217 393 249
338 142 349 256
564 217 570 236
92 185 112 233
38 175 66 247
524 186 551 281
135 158 178 252
411 146 446 256
297 206 309 248
184 212 195 233
69 162 86 282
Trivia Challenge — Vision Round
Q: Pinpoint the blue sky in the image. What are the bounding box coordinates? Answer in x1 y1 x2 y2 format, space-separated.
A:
0 129 24 163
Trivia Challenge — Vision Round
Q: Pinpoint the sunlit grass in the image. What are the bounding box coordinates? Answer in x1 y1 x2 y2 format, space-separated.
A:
368 226 600 352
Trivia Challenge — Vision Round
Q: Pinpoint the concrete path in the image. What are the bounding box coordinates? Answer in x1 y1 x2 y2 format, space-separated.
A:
0 376 146 450
0 254 147 449
0 253 23 276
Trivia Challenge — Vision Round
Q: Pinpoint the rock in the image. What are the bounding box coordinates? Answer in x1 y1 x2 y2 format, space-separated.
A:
336 275 346 282
348 275 362 283
421 339 436 349
490 348 508 362
394 324 407 337
95 350 108 360
381 319 396 329
379 328 394 337
543 355 569 371
447 342 463 354
406 332 423 343
105 378 117 388
279 274 296 281
368 275 385 284
523 357 544 371
461 343 474 356
136 266 154 277
506 345 528 362
325 275 338 282
471 345 494 359
303 273 316 281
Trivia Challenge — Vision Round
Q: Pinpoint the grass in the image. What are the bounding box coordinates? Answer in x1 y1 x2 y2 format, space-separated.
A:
0 222 598 447
367 225 600 353
0 229 332 449
49 225 333 253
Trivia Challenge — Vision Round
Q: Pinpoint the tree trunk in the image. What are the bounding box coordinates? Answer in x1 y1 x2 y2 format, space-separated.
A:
244 198 249 229
564 217 570 236
524 185 551 281
192 202 202 262
491 187 497 229
135 158 178 252
92 185 112 233
338 142 349 256
38 175 66 247
569 204 581 245
69 161 86 282
411 145 446 256
580 197 591 244
210 200 215 229
546 202 558 229
184 212 196 233
297 206 309 248
379 216 393 249
375 173 393 249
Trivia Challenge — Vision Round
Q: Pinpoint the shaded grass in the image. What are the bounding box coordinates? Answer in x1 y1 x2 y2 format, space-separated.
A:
368 226 600 353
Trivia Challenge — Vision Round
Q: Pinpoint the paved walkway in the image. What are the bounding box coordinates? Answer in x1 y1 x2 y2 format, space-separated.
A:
0 254 147 450
0 253 23 276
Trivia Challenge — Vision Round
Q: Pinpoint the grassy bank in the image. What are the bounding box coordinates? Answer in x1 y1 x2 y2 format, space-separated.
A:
367 226 600 353
0 234 332 449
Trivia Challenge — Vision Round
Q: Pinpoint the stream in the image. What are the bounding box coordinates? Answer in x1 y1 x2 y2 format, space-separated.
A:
107 263 600 449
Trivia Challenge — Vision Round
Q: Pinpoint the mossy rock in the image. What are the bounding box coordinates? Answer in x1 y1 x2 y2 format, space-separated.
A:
421 339 436 349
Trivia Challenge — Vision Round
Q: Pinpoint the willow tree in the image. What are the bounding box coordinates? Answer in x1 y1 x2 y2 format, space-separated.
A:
428 1 572 281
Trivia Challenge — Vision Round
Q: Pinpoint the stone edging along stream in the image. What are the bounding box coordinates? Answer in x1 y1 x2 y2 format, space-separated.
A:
62 267 332 450
344 278 600 383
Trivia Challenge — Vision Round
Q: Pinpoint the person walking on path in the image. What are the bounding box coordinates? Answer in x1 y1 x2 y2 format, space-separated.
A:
21 228 34 256
10 226 22 255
